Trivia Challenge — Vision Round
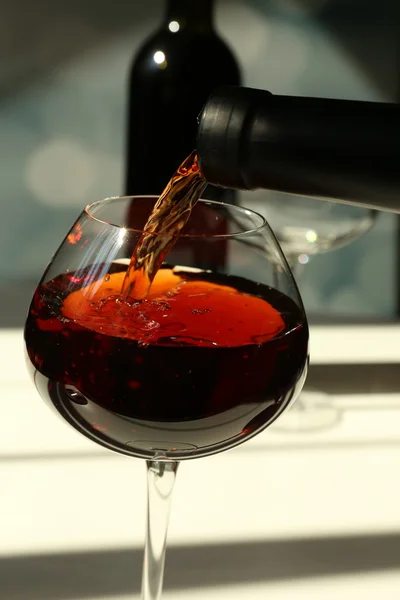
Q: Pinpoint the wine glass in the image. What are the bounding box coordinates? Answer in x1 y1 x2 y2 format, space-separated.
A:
24 195 309 599
247 191 378 432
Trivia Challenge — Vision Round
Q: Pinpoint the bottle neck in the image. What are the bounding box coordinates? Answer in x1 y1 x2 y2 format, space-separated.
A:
164 0 214 31
197 86 400 213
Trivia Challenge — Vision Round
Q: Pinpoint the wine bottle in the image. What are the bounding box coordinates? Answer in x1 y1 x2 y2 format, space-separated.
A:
125 0 241 200
197 86 400 213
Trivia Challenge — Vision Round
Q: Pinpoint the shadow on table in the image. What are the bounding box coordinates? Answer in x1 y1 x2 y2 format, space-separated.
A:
2 533 400 599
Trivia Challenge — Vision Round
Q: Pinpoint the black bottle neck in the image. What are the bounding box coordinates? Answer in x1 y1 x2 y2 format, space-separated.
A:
164 0 214 31
197 86 400 214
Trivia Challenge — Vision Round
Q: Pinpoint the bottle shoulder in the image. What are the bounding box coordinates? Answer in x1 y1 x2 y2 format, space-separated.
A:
130 28 240 75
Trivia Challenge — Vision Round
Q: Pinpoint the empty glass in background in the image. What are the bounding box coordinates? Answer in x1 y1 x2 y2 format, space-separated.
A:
244 191 378 432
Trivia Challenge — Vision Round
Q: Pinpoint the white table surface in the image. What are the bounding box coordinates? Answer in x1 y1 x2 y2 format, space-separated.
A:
2 326 400 599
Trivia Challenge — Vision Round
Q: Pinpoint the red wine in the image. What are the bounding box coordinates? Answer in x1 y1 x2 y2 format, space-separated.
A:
25 263 308 459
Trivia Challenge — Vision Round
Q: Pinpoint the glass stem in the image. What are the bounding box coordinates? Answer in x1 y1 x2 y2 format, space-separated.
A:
288 257 306 410
141 459 179 600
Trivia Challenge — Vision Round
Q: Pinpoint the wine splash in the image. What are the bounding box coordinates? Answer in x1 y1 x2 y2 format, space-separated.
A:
121 151 207 301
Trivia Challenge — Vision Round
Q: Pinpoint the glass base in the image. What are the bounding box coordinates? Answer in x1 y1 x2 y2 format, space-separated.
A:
275 390 342 433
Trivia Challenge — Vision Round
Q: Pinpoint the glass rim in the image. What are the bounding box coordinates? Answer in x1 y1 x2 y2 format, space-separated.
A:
84 195 268 239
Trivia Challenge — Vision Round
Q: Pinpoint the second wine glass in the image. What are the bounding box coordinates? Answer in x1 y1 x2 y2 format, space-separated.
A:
251 191 378 432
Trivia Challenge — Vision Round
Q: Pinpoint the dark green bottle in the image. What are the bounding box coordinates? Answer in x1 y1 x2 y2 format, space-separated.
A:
125 0 241 199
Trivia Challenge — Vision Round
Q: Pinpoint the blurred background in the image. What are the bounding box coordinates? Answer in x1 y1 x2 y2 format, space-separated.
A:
0 0 398 325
